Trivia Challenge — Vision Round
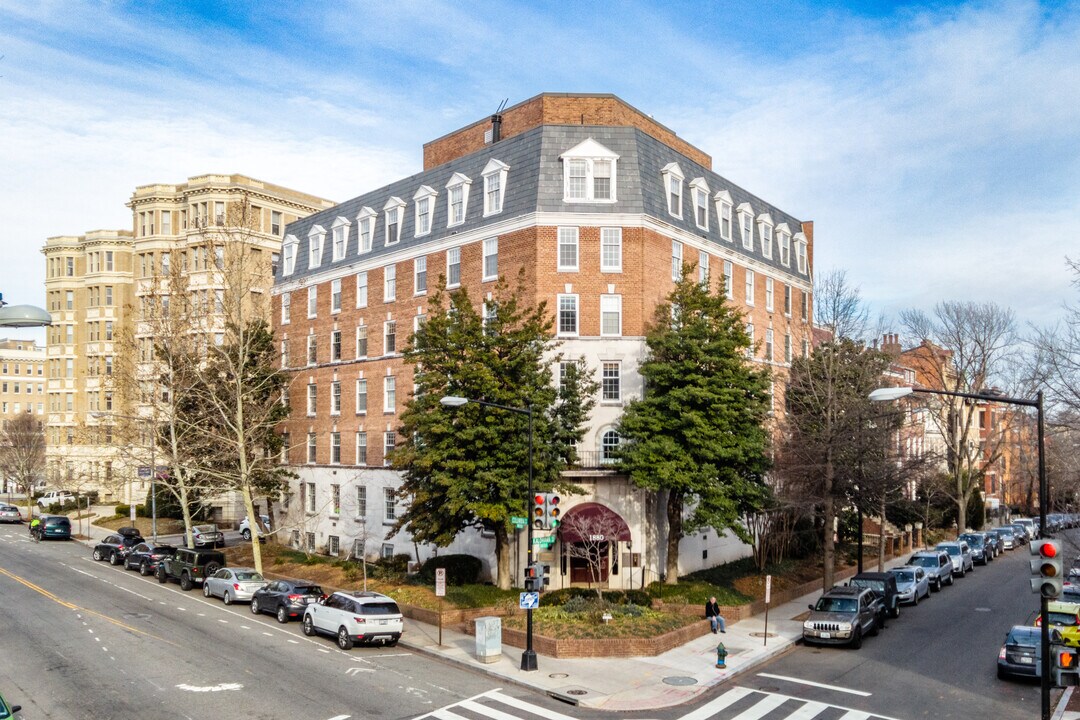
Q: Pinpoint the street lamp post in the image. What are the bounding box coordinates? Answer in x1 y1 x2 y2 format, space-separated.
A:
441 395 538 672
870 385 1048 720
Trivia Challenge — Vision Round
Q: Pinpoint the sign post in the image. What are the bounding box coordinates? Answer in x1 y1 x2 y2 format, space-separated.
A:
435 568 446 646
763 575 772 647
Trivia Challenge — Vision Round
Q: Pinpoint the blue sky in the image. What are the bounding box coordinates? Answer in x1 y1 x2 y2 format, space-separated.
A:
1 0 1078 342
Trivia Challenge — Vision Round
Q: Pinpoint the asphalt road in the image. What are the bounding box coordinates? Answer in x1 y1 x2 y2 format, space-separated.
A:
0 527 581 720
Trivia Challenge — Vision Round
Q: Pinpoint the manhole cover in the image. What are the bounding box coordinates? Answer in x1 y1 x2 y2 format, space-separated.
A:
565 689 588 696
749 632 777 638
663 676 698 686
548 673 569 679
975 607 992 612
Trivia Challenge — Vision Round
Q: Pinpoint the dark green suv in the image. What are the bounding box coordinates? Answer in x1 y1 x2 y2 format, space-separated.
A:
157 547 225 591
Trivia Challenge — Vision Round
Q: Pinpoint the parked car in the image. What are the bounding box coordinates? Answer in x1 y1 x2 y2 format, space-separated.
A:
909 550 954 590
998 625 1043 680
989 527 1017 550
32 514 71 540
203 567 267 605
250 579 325 623
0 504 22 523
848 572 901 618
888 565 931 605
0 688 21 718
191 524 224 549
802 586 885 649
1034 601 1080 648
303 590 404 649
936 541 974 577
1014 518 1038 540
156 547 226 590
92 531 145 565
36 490 75 508
238 515 272 542
1007 523 1030 545
124 542 177 575
959 532 992 565
984 530 1003 557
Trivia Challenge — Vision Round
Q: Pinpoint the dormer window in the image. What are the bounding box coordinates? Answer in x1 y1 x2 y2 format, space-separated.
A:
356 207 375 254
331 217 350 262
413 186 436 237
690 178 710 230
794 232 808 273
445 172 471 227
308 225 326 269
383 197 405 246
482 159 509 216
758 214 774 260
560 138 619 203
715 191 733 241
661 163 684 218
776 223 791 267
282 235 298 276
737 203 754 250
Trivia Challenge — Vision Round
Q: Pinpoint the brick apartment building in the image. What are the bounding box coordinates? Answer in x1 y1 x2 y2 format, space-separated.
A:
273 93 815 587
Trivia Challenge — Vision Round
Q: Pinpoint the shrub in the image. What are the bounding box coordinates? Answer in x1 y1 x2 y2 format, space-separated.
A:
113 504 147 519
418 554 482 586
541 587 597 607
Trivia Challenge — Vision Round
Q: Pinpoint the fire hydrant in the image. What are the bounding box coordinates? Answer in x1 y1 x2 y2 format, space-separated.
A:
716 642 728 669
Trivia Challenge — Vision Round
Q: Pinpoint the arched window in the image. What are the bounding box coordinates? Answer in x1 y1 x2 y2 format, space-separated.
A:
601 429 620 463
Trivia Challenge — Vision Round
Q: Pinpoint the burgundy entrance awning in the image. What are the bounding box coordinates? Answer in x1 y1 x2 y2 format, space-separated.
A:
557 502 632 543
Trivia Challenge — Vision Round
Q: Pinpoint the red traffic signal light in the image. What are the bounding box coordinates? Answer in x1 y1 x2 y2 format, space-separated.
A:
1041 542 1059 559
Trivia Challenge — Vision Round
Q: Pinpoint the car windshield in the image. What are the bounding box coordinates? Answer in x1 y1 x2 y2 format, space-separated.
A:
815 597 857 613
1048 612 1079 627
235 571 264 582
910 556 936 568
893 570 915 583
361 601 401 616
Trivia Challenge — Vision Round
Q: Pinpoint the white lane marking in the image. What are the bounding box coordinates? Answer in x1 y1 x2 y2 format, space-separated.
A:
102 647 108 652
262 632 273 637
317 648 330 653
344 667 375 675
240 625 250 629
218 619 229 624
757 673 872 697
287 639 299 644
175 683 243 693
198 613 206 617
176 607 186 612
326 715 351 720
365 652 411 658
728 693 788 720
678 687 756 720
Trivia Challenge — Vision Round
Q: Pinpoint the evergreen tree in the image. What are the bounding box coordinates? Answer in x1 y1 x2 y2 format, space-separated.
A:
391 273 595 590
616 271 772 584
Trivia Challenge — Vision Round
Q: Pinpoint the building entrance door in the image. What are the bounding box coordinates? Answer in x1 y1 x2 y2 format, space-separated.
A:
569 541 609 584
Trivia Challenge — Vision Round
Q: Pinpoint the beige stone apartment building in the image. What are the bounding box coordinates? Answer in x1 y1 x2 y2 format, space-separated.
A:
42 175 333 504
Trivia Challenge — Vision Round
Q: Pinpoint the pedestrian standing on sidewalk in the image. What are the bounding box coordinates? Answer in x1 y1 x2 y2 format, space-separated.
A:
705 596 726 633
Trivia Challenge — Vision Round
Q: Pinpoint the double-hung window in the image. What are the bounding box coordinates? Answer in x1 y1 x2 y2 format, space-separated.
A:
738 204 754 250
281 292 291 324
784 284 792 316
306 435 317 464
413 186 436 237
383 197 404 246
331 279 341 313
446 247 461 287
795 234 808 274
698 251 710 287
282 236 298 275
758 215 774 260
785 334 793 363
777 224 791 266
414 257 427 295
307 334 317 365
601 362 621 402
724 261 734 299
331 381 341 415
308 226 326 269
746 323 755 358
356 433 367 465
716 191 733 241
356 271 368 308
690 178 710 230
560 140 618 202
355 378 367 413
482 237 498 281
671 240 683 281
383 265 396 302
661 163 684 218
331 218 349 261
271 210 282 236
445 173 470 226
384 320 396 355
801 291 809 322
383 376 396 413
558 227 579 271
383 486 396 518
557 294 579 336
482 159 509 216
306 383 317 415
765 277 774 312
765 329 774 362
330 329 341 361
600 228 622 272
745 270 755 305
356 324 368 358
600 295 622 337
356 208 375 254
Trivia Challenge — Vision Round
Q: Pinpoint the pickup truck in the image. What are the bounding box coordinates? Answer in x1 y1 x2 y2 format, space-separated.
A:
37 490 75 508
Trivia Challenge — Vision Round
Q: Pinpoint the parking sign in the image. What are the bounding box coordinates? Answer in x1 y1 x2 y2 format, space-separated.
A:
435 568 446 597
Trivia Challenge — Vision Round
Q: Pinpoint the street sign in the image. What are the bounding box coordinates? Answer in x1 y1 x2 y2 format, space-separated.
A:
531 536 555 548
765 575 772 605
510 516 527 529
519 592 540 610
435 568 446 597
138 466 152 479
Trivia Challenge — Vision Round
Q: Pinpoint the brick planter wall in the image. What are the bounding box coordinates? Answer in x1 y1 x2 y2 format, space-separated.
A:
466 617 713 658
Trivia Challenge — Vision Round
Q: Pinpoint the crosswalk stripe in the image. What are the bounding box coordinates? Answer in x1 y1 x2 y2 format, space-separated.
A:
461 699 531 720
486 689 580 720
784 701 832 720
429 710 469 720
837 712 872 720
728 693 788 720
678 686 757 720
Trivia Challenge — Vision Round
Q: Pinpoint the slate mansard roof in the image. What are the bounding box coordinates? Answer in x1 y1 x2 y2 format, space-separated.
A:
276 124 808 286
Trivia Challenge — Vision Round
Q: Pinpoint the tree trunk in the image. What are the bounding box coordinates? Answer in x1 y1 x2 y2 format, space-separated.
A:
665 491 683 585
956 475 968 535
241 486 263 575
823 459 836 591
877 496 886 572
495 525 510 590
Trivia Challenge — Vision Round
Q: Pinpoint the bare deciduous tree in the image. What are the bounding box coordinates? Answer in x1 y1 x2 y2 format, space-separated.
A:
559 507 625 598
0 412 45 520
814 268 872 342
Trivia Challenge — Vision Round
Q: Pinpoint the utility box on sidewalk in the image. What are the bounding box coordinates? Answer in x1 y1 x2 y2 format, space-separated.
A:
474 616 502 664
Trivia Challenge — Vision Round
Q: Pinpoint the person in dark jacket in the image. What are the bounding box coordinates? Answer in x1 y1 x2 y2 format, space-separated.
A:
705 596 726 633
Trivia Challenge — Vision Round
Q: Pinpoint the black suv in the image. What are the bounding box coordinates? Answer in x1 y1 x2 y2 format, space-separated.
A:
156 547 226 591
848 572 901 619
92 528 145 565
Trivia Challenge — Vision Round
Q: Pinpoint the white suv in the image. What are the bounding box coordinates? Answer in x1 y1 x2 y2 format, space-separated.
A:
303 590 404 650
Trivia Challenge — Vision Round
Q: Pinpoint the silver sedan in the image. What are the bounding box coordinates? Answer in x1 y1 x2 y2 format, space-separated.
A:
889 565 931 605
202 567 267 605
0 504 22 523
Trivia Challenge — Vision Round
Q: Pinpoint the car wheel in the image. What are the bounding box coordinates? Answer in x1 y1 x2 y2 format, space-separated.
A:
140 561 151 576
276 605 289 624
386 639 398 647
946 574 954 586
109 552 120 566
337 626 354 650
92 549 103 561
851 627 862 649
157 566 167 583
203 583 212 598
890 605 900 619
870 617 881 637
251 598 261 615
912 591 919 606
223 591 233 606
180 573 193 591
931 579 940 592
957 567 965 578
241 529 251 541
302 615 315 636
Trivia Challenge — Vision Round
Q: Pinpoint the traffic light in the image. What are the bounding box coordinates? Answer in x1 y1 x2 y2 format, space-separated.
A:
1031 539 1064 598
1055 646 1080 687
524 563 541 592
532 493 562 530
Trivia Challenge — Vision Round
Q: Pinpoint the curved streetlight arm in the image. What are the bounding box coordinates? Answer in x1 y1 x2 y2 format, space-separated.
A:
440 395 530 417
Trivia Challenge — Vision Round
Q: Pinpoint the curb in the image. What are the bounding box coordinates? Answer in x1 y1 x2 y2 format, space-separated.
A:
1052 687 1074 720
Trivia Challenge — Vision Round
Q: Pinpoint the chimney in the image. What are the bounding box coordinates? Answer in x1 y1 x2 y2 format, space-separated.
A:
881 333 902 356
490 114 502 143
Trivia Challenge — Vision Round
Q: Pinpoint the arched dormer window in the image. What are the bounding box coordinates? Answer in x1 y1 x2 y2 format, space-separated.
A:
330 217 351 262
383 197 405 246
356 207 375 254
307 225 326 269
282 235 298 276
413 186 437 237
445 172 471 227
661 162 684 219
689 177 710 230
560 138 619 203
482 159 509 216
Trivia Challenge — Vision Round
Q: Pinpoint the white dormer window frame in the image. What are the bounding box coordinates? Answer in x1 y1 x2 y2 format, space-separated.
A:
331 217 351 262
737 203 754 251
715 190 733 242
776 223 791 267
445 173 471 227
383 197 405 246
794 232 808 274
356 207 376 254
482 159 509 217
413 186 437 238
308 225 326 269
758 214 774 260
559 138 619 203
282 235 298 276
661 163 685 219
689 178 710 231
